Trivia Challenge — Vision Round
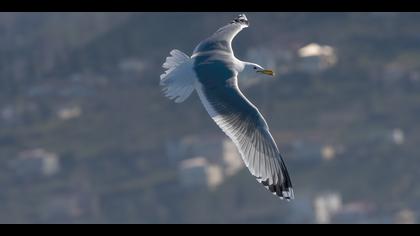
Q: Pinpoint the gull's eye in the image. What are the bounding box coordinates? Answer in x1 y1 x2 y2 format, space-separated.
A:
253 66 257 70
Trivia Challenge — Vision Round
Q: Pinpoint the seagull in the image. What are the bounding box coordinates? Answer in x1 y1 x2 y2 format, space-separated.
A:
160 14 294 200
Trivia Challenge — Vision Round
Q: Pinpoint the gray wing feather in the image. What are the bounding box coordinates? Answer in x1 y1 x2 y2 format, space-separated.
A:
196 79 294 200
193 14 249 55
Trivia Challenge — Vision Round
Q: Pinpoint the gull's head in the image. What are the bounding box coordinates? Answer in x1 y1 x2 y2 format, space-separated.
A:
241 62 275 79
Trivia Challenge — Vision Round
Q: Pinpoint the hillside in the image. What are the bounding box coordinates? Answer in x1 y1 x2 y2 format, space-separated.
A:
1 12 420 223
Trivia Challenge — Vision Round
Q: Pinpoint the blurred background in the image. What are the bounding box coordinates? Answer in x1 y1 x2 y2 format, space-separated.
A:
0 12 419 224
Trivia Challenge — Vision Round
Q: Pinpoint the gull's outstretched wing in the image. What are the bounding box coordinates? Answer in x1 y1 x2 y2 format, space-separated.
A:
193 14 249 56
195 73 294 200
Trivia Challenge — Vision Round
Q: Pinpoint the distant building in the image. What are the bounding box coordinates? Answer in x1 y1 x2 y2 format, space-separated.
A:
394 209 417 224
297 43 337 73
10 148 60 178
321 145 336 161
314 192 342 224
57 106 82 120
166 135 244 177
321 144 346 161
178 157 223 189
314 192 377 224
285 140 344 163
358 128 405 148
223 140 244 176
391 128 405 145
168 135 245 189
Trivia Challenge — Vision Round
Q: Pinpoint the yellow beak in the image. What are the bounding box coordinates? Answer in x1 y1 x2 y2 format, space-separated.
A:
257 69 275 76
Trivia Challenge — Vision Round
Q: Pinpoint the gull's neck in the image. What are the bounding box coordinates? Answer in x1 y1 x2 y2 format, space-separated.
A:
236 59 251 72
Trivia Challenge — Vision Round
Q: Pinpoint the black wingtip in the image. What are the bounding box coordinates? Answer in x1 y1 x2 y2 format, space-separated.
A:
231 14 249 26
260 158 294 201
263 179 295 200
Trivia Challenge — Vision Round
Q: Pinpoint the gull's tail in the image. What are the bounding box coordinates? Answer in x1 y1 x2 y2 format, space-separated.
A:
160 49 195 103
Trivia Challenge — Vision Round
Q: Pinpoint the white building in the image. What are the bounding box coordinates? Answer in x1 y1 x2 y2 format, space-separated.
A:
10 148 60 178
222 140 244 176
313 192 343 224
57 106 82 120
297 43 337 73
167 135 244 176
170 135 245 189
178 157 223 189
391 128 405 145
321 145 336 161
314 192 377 223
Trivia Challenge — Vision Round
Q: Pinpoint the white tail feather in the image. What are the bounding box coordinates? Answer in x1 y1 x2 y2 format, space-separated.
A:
160 49 195 103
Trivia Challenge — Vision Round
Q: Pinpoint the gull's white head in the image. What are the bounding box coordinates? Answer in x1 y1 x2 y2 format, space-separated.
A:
240 62 275 80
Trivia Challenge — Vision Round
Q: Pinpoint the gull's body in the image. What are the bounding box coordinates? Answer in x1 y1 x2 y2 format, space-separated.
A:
160 14 294 200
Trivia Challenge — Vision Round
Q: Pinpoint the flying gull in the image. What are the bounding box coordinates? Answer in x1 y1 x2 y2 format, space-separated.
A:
160 14 294 200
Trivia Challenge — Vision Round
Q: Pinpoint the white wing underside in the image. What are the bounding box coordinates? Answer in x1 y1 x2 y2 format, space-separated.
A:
195 83 294 200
